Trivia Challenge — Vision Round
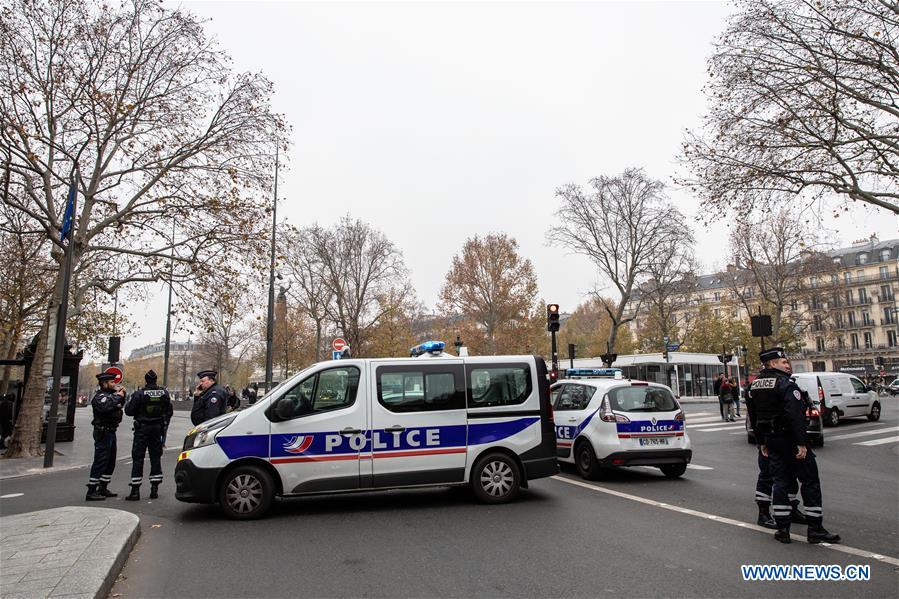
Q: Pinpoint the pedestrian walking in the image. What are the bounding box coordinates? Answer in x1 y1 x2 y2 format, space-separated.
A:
729 377 741 418
191 370 227 425
748 347 840 544
124 370 173 500
720 377 735 422
713 373 725 420
85 372 126 501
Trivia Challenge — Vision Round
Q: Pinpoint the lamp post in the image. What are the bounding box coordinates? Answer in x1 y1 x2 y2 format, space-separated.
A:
264 145 279 393
162 218 176 387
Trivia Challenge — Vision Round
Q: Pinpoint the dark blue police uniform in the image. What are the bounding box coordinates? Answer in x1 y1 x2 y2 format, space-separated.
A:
86 373 125 500
124 370 173 500
191 370 227 425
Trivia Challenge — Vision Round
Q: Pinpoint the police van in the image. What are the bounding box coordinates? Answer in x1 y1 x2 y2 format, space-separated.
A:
174 342 558 518
551 368 692 479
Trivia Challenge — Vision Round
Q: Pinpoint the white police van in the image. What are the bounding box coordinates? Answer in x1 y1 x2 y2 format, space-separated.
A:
175 342 558 518
552 368 692 479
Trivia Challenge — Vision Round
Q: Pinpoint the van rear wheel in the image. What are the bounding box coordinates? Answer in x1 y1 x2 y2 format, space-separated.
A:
219 465 274 520
826 409 840 427
471 453 520 504
868 402 881 421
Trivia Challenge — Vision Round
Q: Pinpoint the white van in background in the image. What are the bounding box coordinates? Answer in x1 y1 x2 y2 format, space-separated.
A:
792 372 881 427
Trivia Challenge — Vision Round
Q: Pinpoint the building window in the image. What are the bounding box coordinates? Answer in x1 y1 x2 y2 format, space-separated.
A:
714 308 721 317
880 266 889 279
810 276 818 287
886 308 896 325
845 290 853 306
859 288 868 304
851 333 859 349
831 293 841 308
889 331 897 348
830 274 838 285
858 253 869 265
881 249 891 262
837 337 845 349
844 272 851 284
857 269 865 282
790 300 798 311
864 332 873 349
813 315 823 331
811 296 822 310
816 337 825 352
848 312 856 326
833 257 842 265
862 311 872 326
714 292 720 302
835 313 844 328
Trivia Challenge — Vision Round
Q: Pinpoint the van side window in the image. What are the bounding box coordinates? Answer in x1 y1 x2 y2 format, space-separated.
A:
468 364 532 408
849 377 867 393
377 365 465 413
270 367 360 421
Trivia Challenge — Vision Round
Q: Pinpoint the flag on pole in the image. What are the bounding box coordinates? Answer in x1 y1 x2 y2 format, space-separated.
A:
59 182 76 241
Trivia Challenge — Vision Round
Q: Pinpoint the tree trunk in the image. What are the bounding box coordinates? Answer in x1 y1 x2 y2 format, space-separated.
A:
2 307 52 458
0 330 19 396
315 321 321 362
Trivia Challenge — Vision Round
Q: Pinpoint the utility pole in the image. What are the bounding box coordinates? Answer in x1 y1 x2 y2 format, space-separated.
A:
264 145 279 393
162 218 175 387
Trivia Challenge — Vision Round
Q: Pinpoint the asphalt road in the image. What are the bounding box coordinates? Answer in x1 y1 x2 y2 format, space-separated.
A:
1 400 897 598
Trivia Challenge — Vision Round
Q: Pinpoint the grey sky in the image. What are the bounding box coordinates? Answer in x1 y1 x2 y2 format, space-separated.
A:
122 0 897 357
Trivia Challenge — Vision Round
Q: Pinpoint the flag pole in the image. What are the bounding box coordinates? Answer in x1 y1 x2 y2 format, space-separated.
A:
44 177 78 468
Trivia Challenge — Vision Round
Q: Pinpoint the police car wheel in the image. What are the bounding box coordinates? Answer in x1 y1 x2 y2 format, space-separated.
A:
219 465 274 520
867 402 881 421
575 442 601 480
471 453 520 504
659 463 687 478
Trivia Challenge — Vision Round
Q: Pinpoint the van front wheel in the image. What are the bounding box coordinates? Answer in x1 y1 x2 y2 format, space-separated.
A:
471 453 521 504
219 465 274 520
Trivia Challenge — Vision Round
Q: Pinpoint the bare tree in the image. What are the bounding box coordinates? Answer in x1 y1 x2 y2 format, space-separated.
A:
439 233 539 355
282 226 334 362
636 243 698 351
727 208 837 347
193 289 258 387
306 217 413 355
548 168 692 354
680 0 899 217
0 0 283 457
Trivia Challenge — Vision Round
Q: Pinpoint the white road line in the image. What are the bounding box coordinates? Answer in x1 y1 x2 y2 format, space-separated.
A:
0 493 24 499
691 424 746 433
854 435 899 446
685 412 714 417
827 426 899 441
730 431 745 435
685 416 723 423
551 475 899 567
686 464 714 470
688 421 742 430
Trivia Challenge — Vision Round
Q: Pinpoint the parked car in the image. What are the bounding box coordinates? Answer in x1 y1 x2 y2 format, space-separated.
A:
793 372 881 427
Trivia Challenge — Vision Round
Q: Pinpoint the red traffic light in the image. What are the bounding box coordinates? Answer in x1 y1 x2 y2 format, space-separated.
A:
547 304 559 314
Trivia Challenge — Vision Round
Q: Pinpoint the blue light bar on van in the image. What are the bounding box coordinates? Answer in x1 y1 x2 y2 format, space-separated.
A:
566 368 622 378
410 340 446 357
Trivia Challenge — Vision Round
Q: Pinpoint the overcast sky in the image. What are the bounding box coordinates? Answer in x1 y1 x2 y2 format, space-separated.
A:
121 0 898 357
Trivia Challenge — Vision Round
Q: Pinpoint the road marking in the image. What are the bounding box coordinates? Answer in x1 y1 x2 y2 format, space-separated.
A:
685 411 714 417
686 464 713 470
685 416 724 424
827 426 899 441
551 475 899 567
691 424 745 433
854 435 899 446
688 422 742 430
0 493 24 499
730 431 745 435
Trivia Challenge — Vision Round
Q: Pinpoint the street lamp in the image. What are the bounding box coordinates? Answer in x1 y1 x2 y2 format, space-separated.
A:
264 145 280 393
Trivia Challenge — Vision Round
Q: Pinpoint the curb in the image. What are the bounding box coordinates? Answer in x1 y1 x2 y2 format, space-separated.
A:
1 507 140 599
0 446 182 481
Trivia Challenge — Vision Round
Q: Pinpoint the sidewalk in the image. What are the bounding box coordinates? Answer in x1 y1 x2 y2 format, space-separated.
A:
0 410 194 480
1 506 139 599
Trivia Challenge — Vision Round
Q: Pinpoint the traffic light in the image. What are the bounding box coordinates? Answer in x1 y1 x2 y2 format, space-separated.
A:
547 304 560 332
663 346 669 362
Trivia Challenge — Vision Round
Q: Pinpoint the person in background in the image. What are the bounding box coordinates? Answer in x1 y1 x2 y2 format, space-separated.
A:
714 373 726 420
720 377 735 422
730 377 741 418
249 381 259 405
0 393 14 450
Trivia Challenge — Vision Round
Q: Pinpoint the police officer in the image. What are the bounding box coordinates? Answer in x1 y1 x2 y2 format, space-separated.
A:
747 380 808 529
749 347 840 544
86 372 126 501
191 370 227 425
124 370 173 500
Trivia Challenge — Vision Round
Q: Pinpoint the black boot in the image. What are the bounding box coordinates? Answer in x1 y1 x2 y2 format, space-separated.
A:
774 527 791 544
125 485 141 501
756 503 777 529
789 502 808 525
98 481 117 498
85 485 106 501
808 525 841 544
150 482 159 499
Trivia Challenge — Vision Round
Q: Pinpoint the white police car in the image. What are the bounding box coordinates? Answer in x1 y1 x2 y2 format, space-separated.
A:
552 368 692 479
175 341 558 518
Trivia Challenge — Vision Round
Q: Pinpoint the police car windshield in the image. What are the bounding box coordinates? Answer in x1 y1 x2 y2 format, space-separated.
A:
608 386 677 412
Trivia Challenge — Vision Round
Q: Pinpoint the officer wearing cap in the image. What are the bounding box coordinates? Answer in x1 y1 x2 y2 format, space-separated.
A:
191 370 227 425
124 370 173 500
85 372 126 501
747 347 840 544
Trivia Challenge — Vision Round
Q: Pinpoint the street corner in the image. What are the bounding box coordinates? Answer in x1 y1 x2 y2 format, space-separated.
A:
1 506 139 599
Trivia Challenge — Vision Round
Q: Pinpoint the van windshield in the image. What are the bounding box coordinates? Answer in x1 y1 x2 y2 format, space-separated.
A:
608 386 677 412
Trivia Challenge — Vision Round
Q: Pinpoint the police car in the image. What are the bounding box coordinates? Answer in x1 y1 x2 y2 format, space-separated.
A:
174 342 558 519
551 368 692 479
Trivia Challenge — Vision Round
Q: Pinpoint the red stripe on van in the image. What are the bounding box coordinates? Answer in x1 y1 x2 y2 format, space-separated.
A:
373 447 467 459
270 454 359 464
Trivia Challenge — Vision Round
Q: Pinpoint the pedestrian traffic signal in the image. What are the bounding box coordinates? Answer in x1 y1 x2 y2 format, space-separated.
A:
547 304 560 332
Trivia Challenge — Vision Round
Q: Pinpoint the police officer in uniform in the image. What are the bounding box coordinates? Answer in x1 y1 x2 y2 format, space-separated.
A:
191 370 227 425
86 372 126 501
124 370 173 500
748 347 840 544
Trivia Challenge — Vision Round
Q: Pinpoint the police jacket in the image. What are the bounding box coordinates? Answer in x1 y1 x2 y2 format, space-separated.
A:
746 367 807 446
125 385 174 427
91 389 124 429
191 383 227 425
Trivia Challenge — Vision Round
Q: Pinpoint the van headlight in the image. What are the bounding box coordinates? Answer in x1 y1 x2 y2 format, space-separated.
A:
182 416 236 450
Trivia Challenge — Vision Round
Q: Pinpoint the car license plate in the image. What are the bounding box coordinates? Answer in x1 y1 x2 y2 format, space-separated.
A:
639 437 669 446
